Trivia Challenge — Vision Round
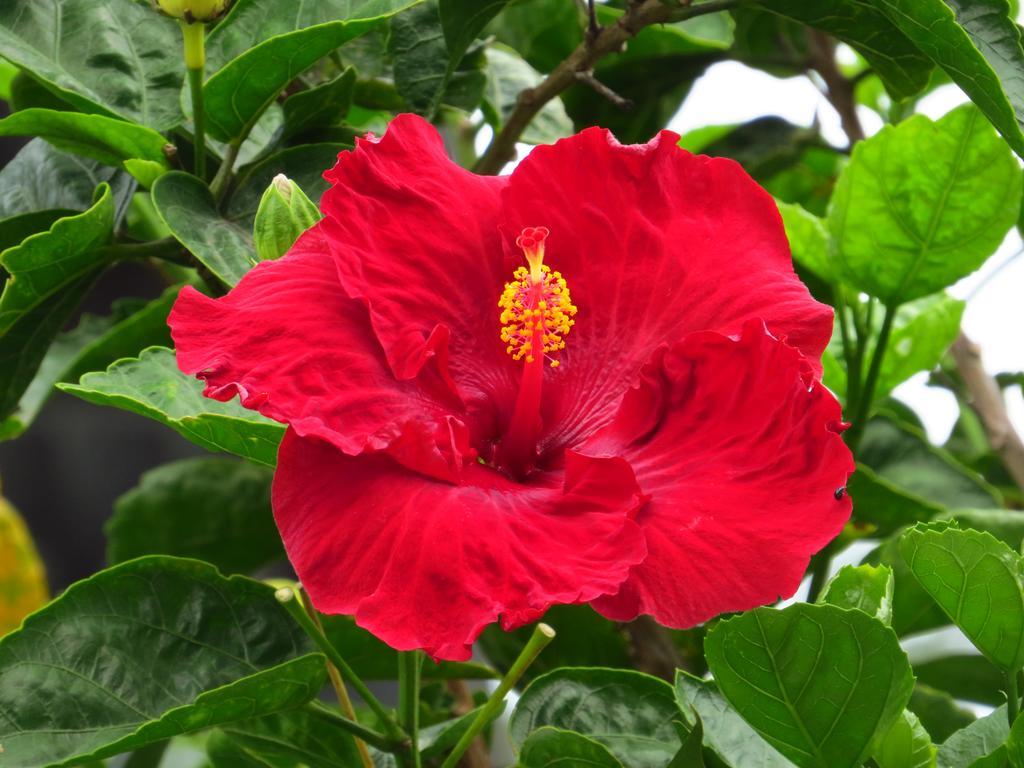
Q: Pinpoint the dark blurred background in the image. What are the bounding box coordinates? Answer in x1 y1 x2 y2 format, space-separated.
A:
0 105 202 592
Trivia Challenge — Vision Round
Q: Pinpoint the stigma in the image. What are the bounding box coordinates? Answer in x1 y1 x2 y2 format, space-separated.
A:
498 227 576 367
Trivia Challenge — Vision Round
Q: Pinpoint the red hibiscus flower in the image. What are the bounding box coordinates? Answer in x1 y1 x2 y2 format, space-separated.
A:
169 114 853 660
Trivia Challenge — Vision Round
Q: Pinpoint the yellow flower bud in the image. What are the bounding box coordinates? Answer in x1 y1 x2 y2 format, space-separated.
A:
155 0 230 22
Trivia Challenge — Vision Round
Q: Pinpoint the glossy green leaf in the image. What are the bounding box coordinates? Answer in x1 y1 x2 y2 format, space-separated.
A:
819 564 894 625
59 346 285 466
485 0 579 73
319 614 498 681
510 667 682 768
0 285 176 440
517 726 625 767
205 22 372 144
478 606 630 684
874 710 937 768
0 139 133 221
280 69 356 142
859 415 1002 511
0 183 114 335
864 534 950 637
674 672 795 768
0 556 326 767
868 0 1024 159
106 457 284 574
0 0 183 128
206 0 422 72
439 0 510 60
482 44 572 145
756 0 932 98
0 109 169 170
705 604 914 768
908 685 976 746
900 523 1024 672
828 104 1020 304
937 706 1009 768
152 172 256 287
0 209 75 253
227 144 349 229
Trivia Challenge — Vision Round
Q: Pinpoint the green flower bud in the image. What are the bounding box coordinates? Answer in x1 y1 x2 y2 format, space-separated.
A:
253 174 322 262
154 0 230 22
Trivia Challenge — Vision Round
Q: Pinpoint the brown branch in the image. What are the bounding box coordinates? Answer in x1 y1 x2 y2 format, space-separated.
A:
474 0 740 175
951 332 1024 492
805 30 865 145
574 70 633 110
623 616 684 682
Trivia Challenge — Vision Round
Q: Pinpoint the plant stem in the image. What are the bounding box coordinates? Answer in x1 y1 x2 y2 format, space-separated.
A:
473 0 742 175
844 302 897 454
299 591 374 768
210 139 241 203
440 623 556 768
180 20 207 179
806 541 836 603
105 237 190 266
1009 672 1020 726
398 651 423 768
304 702 399 752
275 587 406 742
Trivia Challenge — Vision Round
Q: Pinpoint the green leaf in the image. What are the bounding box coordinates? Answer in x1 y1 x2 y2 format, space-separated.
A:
937 706 1009 768
0 556 326 767
0 209 75 253
864 533 951 637
756 0 932 98
819 564 895 625
152 172 256 287
0 285 176 440
868 0 1024 159
915 656 1004 708
106 457 284 574
0 0 183 128
478 606 631 684
59 346 285 466
206 0 422 72
319 614 498 681
859 415 1002 511
900 523 1024 672
674 672 795 768
252 175 322 262
828 104 1020 304
874 710 937 768
704 604 914 768
848 464 946 536
669 714 706 768
510 667 682 768
214 706 362 768
0 109 170 171
908 685 976 744
778 201 834 283
227 144 349 229
0 139 133 219
0 273 98 426
280 69 356 143
516 726 625 768
439 0 510 61
0 183 114 335
205 22 376 144
482 44 572 145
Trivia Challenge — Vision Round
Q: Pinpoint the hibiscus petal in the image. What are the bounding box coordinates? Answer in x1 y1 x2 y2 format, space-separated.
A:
169 226 466 480
273 428 647 660
582 320 853 628
321 114 516 434
502 127 834 453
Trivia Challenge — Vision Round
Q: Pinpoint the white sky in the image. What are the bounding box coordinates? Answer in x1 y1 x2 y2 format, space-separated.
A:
671 61 1024 444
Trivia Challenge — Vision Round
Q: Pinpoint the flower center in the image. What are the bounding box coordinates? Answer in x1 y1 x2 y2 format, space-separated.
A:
498 227 576 367
494 227 576 478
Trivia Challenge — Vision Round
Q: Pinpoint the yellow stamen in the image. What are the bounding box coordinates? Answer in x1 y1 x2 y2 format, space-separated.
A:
498 227 576 367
